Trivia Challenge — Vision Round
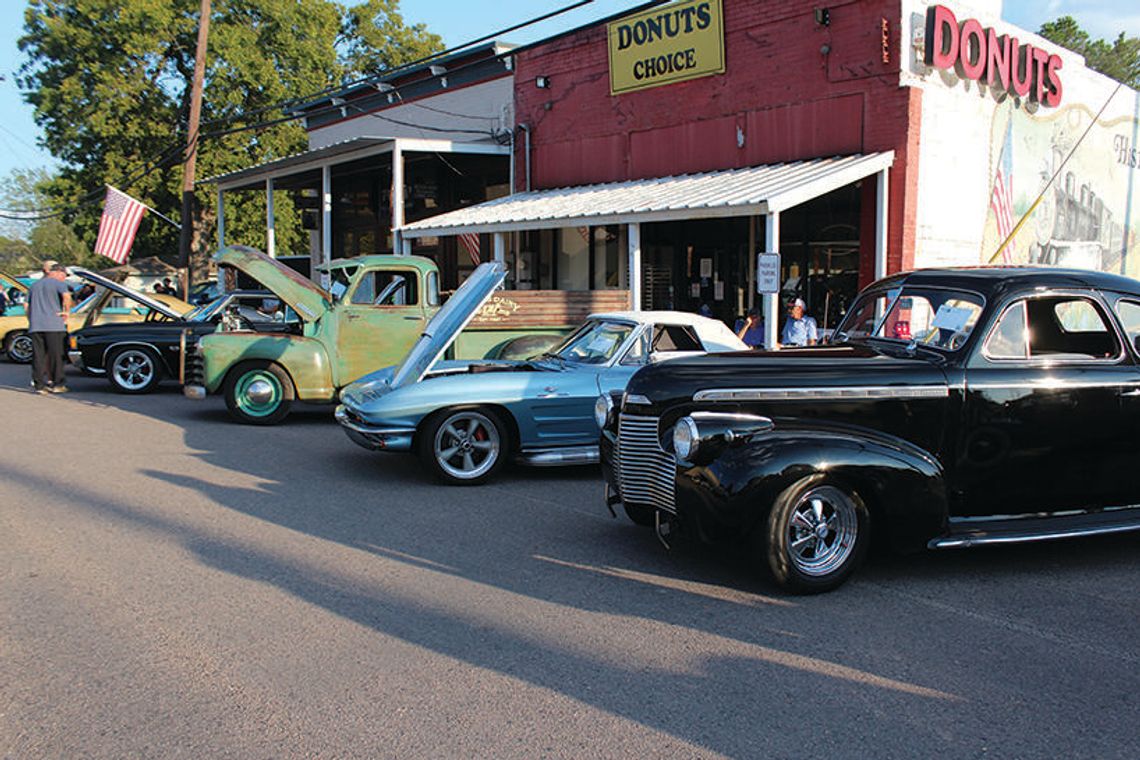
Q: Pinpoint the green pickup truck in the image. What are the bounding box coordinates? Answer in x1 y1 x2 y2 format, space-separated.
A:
184 245 443 424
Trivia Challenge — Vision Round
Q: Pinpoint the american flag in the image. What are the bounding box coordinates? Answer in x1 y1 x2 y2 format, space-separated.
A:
990 119 1015 264
94 186 147 264
458 232 481 267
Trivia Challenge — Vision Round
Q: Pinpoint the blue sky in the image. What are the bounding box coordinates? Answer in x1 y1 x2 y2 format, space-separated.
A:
1 0 1137 180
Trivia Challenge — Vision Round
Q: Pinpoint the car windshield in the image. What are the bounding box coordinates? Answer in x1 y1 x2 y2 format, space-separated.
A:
835 286 984 351
548 320 634 364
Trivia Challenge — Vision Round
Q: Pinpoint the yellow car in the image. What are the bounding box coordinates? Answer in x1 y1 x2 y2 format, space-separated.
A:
1 268 191 363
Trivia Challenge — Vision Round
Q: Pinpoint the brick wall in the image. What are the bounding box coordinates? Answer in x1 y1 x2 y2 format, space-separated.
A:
515 0 920 273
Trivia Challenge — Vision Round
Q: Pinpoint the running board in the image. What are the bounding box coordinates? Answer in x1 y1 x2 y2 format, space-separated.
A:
928 506 1140 549
516 445 599 467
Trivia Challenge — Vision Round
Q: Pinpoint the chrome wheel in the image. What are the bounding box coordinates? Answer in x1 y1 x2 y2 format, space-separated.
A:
110 348 158 392
432 410 502 482
785 485 859 578
7 332 33 363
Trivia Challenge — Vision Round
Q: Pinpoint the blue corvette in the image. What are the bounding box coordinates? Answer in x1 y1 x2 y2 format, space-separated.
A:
336 263 746 484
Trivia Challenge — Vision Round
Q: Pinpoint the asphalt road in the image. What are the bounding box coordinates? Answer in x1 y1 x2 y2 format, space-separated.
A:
1 360 1137 759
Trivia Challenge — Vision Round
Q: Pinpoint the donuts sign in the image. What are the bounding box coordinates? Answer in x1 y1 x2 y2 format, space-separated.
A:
924 5 1063 107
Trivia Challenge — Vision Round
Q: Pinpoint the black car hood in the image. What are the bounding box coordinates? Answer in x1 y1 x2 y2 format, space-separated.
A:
623 343 951 412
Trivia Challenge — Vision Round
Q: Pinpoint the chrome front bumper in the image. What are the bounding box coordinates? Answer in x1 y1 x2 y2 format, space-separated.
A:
183 384 207 400
334 405 415 451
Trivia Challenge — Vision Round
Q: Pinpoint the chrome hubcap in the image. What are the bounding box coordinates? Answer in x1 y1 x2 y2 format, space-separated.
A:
10 335 32 362
787 485 859 577
112 350 154 389
245 379 275 405
434 412 500 480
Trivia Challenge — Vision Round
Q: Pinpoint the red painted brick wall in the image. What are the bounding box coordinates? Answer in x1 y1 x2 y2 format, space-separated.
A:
515 0 921 273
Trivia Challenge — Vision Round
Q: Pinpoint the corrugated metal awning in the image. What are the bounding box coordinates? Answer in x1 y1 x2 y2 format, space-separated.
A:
402 152 894 237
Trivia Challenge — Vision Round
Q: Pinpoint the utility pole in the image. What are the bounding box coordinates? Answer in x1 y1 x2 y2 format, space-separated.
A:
179 0 211 300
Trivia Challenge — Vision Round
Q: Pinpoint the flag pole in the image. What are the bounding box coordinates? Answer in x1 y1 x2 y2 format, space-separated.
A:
179 0 211 300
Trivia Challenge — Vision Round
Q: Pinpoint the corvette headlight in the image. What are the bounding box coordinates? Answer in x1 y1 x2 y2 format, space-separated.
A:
673 416 700 460
594 394 614 429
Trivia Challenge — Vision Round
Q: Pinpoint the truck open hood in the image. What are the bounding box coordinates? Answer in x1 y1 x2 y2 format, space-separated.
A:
72 267 191 320
213 245 330 322
388 261 507 389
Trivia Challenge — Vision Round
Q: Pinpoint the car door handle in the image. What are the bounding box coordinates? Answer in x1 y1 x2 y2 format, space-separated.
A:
403 316 421 321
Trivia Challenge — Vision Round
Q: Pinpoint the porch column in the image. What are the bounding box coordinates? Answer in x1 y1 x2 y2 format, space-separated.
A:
628 222 642 310
321 164 332 287
493 232 507 263
765 211 780 350
265 177 276 258
875 167 889 281
391 142 405 254
216 188 225 248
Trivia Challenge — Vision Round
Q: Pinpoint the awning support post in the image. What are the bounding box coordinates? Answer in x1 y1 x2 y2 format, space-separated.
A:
493 232 507 263
628 222 642 310
765 211 780 349
265 177 276 259
875 167 889 281
321 164 332 288
392 142 405 255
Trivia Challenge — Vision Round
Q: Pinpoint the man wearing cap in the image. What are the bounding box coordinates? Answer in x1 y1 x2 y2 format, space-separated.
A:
780 297 818 347
27 262 72 393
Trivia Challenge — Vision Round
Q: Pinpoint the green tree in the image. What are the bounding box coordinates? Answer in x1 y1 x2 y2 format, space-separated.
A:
17 0 443 274
0 167 89 271
1040 16 1140 89
342 0 444 78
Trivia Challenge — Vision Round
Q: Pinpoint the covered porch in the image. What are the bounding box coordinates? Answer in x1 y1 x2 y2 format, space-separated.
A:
400 152 895 347
209 135 511 288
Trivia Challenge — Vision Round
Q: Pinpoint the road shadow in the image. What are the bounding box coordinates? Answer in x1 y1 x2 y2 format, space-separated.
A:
4 361 1137 756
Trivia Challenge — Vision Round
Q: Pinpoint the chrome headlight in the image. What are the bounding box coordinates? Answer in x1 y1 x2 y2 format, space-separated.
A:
594 394 615 429
673 416 700 460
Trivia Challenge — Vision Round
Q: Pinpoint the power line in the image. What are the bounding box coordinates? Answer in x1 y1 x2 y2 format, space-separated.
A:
0 1 598 222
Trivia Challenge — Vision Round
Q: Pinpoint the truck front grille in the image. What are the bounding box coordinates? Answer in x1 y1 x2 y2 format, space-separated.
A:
615 413 676 513
183 345 204 387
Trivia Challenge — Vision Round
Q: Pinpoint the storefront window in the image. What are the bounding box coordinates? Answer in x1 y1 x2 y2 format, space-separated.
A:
557 227 590 290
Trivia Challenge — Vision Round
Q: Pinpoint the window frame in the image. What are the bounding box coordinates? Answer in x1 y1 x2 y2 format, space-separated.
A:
979 290 1126 365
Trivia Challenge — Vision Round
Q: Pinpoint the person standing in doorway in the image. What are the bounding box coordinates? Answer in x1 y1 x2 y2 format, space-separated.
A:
780 297 818 347
28 262 72 393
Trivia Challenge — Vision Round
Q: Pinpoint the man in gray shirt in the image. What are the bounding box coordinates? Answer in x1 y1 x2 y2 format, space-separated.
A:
28 262 72 393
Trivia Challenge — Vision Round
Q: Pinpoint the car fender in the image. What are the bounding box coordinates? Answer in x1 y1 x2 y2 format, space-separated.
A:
348 369 557 446
199 332 332 400
99 339 176 376
679 425 947 552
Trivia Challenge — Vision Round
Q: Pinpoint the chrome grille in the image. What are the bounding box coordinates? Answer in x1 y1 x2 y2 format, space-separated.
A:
616 413 676 513
183 345 204 386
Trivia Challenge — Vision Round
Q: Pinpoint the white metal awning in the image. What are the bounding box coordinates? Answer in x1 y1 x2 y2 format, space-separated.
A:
401 152 894 237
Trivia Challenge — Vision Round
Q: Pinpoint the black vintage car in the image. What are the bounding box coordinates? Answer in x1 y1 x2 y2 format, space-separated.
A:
598 267 1140 593
69 269 295 394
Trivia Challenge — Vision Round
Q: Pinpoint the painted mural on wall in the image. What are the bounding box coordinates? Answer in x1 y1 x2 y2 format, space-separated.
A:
981 91 1140 276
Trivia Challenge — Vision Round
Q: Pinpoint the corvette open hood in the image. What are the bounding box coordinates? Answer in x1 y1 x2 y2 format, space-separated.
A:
213 245 330 321
387 261 507 389
72 267 191 320
1 269 28 295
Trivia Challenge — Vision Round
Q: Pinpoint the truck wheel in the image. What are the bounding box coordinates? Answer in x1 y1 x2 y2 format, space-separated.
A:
418 407 507 485
5 331 32 363
107 346 162 394
223 360 294 425
764 476 869 594
623 503 656 526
